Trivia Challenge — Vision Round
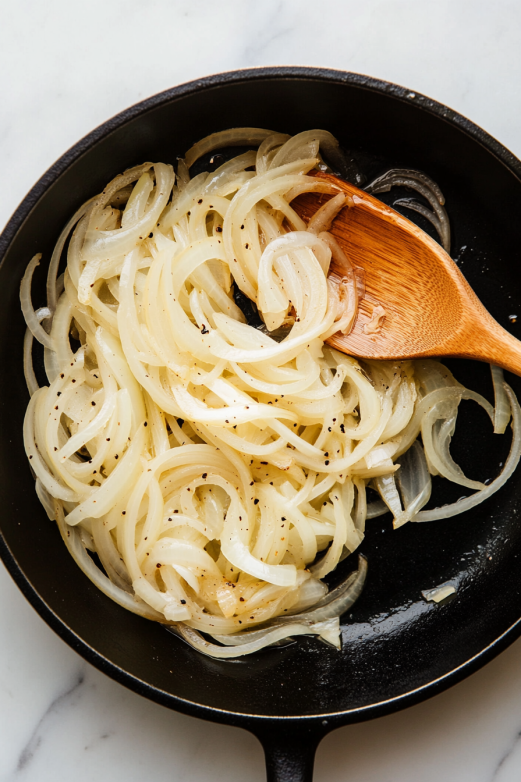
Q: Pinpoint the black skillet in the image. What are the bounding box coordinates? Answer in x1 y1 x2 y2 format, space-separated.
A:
2 67 521 782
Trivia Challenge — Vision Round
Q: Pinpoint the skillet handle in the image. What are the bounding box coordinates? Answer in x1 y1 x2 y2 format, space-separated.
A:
256 726 324 782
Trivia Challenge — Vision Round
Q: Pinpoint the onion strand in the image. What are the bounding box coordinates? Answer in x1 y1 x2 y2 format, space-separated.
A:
20 128 520 659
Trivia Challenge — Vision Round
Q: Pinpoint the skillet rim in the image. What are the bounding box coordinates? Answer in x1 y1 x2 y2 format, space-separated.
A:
2 65 521 729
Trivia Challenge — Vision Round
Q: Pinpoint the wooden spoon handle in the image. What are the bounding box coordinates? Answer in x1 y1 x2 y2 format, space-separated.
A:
456 316 521 376
429 272 521 375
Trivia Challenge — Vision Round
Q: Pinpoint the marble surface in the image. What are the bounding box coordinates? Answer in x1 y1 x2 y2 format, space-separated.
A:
2 1 521 779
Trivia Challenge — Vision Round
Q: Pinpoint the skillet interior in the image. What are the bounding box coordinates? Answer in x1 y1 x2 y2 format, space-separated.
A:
1 69 521 729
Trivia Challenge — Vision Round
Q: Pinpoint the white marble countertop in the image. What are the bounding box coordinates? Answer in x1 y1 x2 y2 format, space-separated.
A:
2 1 521 779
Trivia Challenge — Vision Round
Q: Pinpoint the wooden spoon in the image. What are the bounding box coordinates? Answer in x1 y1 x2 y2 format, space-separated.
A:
293 172 521 375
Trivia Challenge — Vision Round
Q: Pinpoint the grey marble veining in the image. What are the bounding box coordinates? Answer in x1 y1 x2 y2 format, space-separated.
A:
2 1 521 780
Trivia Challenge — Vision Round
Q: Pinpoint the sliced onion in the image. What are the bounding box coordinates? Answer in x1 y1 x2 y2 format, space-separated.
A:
55 502 162 621
65 423 146 525
366 499 388 519
422 583 456 603
185 128 275 168
23 307 51 395
491 365 511 434
21 128 521 659
393 197 443 239
421 398 485 491
365 168 450 252
307 193 348 235
171 617 340 659
20 255 54 349
374 473 405 526
272 554 367 624
82 163 174 266
46 197 96 313
396 439 432 527
415 383 521 521
35 477 56 520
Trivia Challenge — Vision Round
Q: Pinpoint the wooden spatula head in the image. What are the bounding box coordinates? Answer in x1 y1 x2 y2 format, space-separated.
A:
293 173 521 375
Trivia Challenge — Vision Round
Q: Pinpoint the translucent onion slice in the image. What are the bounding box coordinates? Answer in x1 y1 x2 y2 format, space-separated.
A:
23 307 51 395
65 423 146 525
46 197 96 314
172 618 340 659
20 255 54 349
491 365 511 434
415 384 520 521
35 477 56 520
393 197 443 239
185 128 275 168
366 499 388 519
81 163 174 266
55 502 163 621
20 128 521 659
270 554 367 625
374 473 405 527
395 439 432 527
421 398 485 491
307 193 348 235
365 168 450 252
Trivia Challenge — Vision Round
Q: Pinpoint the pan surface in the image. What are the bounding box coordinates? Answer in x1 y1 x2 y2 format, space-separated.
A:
1 67 521 777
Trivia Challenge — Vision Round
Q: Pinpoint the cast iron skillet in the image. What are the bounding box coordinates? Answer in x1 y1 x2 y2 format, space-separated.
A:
1 67 521 782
